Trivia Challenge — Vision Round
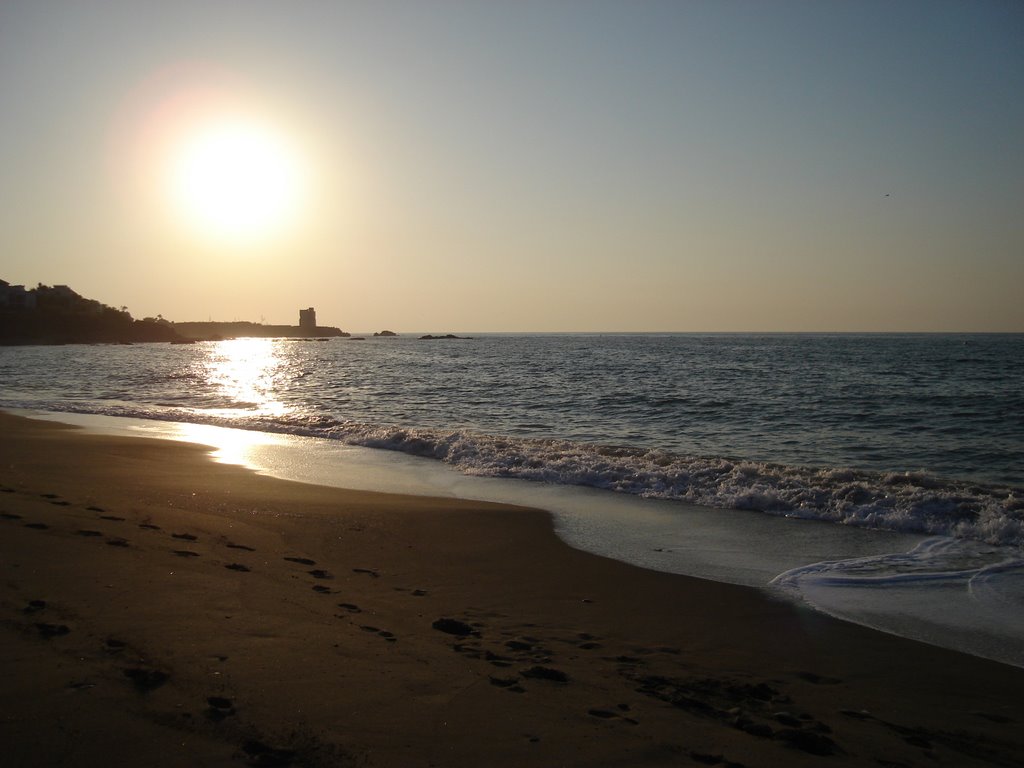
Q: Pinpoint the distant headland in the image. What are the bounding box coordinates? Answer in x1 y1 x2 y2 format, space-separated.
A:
173 307 349 341
0 280 348 345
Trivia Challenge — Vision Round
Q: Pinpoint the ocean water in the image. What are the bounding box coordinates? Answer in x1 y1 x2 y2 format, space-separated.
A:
1 333 1022 665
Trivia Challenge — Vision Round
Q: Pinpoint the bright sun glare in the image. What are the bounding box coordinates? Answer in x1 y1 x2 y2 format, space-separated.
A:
167 115 307 244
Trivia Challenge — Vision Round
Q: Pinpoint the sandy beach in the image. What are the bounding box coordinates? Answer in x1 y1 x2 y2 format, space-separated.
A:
1 412 1021 767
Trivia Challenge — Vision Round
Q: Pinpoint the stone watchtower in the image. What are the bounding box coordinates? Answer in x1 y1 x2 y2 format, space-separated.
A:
299 307 316 330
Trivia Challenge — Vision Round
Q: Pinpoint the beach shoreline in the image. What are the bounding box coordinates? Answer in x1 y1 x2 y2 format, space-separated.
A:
2 412 1022 767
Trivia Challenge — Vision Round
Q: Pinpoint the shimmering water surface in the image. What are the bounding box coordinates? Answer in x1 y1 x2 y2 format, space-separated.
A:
2 333 1022 665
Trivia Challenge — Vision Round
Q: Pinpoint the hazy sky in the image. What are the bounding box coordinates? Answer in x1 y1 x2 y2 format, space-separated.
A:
1 1 1021 332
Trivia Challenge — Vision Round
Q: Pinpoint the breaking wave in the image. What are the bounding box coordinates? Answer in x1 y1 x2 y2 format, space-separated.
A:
18 401 1024 549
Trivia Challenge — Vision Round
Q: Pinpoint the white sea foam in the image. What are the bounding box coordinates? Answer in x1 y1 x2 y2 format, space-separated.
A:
308 421 1023 548
8 399 1021 549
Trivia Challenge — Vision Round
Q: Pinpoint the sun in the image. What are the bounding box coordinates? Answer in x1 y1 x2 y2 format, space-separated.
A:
167 114 307 244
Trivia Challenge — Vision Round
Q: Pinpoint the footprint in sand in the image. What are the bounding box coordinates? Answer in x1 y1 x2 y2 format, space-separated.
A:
224 563 251 572
486 652 514 668
241 740 296 767
613 655 644 666
283 556 316 565
311 585 333 594
36 623 71 638
171 532 198 541
352 568 379 578
206 695 235 721
452 643 483 659
432 618 478 637
22 600 47 613
100 515 126 522
86 506 105 512
588 708 638 725
39 493 60 499
1 512 24 520
308 569 333 580
226 543 256 552
24 522 49 530
76 530 104 537
337 603 361 613
359 625 397 642
139 523 161 530
106 538 130 548
521 666 570 684
173 550 200 558
489 676 519 688
49 500 70 506
123 667 168 692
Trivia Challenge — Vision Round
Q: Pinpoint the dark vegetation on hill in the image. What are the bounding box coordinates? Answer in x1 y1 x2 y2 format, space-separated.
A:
0 281 182 345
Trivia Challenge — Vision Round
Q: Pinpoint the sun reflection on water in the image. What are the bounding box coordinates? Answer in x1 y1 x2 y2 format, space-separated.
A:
203 338 289 417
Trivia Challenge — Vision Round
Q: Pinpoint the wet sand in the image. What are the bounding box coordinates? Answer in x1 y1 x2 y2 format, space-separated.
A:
1 412 1022 767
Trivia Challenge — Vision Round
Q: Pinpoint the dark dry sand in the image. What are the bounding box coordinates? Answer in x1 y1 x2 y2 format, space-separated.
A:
1 412 1022 767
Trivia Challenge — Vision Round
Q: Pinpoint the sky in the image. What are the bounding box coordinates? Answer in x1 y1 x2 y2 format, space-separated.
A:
1 1 1022 333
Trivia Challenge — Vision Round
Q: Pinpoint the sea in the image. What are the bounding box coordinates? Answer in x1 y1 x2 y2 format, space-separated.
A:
1 333 1022 666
